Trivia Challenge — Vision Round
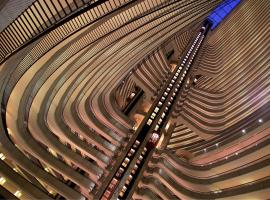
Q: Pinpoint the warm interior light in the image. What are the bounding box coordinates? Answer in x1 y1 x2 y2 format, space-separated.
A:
0 177 6 185
165 122 170 131
0 153 5 160
48 148 57 157
7 128 12 135
14 190 22 198
13 168 18 172
156 133 164 149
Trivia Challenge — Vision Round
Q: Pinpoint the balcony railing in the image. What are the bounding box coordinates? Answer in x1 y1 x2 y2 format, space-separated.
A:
0 0 132 64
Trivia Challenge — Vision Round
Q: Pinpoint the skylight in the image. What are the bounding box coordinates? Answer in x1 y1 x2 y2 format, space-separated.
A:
207 0 241 30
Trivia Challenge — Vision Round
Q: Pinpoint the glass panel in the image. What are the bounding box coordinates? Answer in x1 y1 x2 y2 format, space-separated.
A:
207 0 241 30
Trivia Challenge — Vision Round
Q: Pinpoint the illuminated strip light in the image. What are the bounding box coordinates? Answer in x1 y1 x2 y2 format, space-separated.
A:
104 29 207 200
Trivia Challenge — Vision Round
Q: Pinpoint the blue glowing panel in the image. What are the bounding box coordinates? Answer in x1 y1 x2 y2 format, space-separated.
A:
223 5 232 12
207 0 241 30
217 9 227 18
229 0 239 8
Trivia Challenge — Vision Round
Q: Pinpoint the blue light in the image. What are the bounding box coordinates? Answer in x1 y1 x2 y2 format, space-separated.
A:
207 0 241 30
223 5 232 12
217 9 227 18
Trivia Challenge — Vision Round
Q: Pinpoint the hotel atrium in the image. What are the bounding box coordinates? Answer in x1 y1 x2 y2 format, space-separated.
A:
0 0 269 199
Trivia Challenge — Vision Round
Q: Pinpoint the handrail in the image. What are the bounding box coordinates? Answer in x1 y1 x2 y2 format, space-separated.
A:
0 0 127 64
155 134 270 170
149 153 270 182
140 174 270 199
